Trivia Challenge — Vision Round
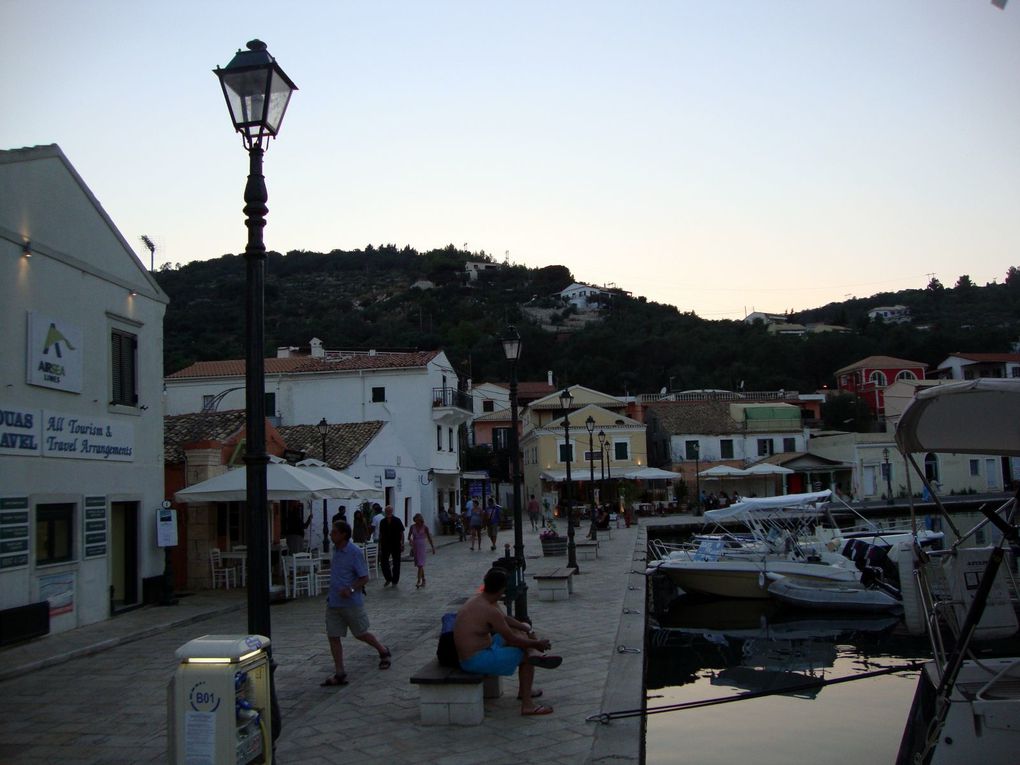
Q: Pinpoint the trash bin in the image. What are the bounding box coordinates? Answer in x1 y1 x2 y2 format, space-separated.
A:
168 634 272 765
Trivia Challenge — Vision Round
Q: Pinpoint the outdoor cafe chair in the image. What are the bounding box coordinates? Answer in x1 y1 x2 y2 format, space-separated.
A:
209 548 236 590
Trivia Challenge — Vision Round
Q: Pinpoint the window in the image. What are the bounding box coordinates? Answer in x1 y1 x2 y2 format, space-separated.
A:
493 428 511 451
783 437 796 452
757 438 774 457
614 441 629 460
436 425 442 450
36 503 74 565
482 400 495 412
110 329 137 406
264 392 276 416
372 386 385 403
924 453 940 483
970 459 980 477
202 394 214 411
559 441 574 463
685 440 700 460
868 370 888 387
720 439 734 459
896 370 917 382
448 427 455 452
1012 367 1020 378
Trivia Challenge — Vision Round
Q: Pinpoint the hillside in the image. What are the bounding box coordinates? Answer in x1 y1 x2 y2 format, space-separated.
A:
154 249 1020 395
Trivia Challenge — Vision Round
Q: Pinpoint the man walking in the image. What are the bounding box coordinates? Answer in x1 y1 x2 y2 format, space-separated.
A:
527 494 541 531
378 505 405 587
321 521 391 686
485 497 502 551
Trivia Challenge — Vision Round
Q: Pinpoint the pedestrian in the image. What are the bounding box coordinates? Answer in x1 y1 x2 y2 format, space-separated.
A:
378 505 405 587
527 494 541 531
320 520 391 687
331 505 348 526
283 502 311 553
542 497 553 528
485 497 502 551
407 513 436 588
453 567 561 715
467 498 484 551
351 509 370 544
371 503 385 542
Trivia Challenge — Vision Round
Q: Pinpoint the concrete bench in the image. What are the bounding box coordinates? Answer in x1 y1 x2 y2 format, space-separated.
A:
409 659 502 725
533 567 576 602
575 540 599 560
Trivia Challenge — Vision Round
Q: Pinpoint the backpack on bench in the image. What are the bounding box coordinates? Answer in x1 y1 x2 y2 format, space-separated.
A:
437 612 459 667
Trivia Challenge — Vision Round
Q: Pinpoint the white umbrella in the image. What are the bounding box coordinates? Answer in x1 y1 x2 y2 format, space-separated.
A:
295 459 384 500
744 463 795 475
698 465 748 477
622 466 684 480
174 463 353 503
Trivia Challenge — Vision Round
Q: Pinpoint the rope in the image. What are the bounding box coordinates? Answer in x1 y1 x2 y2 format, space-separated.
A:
616 645 642 654
585 662 925 724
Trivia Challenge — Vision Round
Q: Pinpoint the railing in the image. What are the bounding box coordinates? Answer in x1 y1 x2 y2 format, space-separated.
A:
432 387 472 411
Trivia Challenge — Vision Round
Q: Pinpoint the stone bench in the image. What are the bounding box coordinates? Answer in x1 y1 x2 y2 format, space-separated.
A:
409 659 502 725
575 540 599 560
532 566 576 602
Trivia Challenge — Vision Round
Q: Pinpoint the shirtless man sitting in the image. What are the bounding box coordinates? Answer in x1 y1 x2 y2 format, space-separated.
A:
453 568 562 716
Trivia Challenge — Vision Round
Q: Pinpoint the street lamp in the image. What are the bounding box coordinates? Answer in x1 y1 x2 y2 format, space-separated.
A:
501 326 528 621
317 418 329 553
883 447 894 504
598 428 607 518
586 415 597 542
693 442 701 513
214 40 296 741
559 388 578 571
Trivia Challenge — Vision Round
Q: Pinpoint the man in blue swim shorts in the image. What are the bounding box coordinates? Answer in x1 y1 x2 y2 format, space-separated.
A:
453 568 562 716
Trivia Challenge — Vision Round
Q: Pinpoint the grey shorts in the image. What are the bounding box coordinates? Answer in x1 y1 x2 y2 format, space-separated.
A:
325 605 370 638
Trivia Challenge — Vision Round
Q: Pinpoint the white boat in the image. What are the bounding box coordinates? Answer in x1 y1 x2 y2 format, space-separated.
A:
767 576 902 613
893 379 1020 765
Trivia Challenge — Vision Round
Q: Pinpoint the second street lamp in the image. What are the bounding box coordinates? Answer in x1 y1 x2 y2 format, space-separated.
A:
586 415 597 542
501 326 528 621
317 417 329 553
560 388 578 571
598 428 607 518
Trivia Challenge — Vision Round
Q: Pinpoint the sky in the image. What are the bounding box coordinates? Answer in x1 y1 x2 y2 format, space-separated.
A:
3 1 1020 320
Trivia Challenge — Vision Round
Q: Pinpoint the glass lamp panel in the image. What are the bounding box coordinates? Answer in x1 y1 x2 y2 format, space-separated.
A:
221 68 271 128
264 67 295 134
502 337 521 361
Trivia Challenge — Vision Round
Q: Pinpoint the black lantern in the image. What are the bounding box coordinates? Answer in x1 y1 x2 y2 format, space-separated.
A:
501 326 527 620
215 40 298 150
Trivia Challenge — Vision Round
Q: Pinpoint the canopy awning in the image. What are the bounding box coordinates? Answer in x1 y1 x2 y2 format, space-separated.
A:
295 459 384 499
621 467 683 480
703 489 832 522
174 463 354 503
699 465 748 478
896 379 1020 456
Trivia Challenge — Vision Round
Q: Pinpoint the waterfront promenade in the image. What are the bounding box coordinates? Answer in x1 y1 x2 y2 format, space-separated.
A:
0 520 653 765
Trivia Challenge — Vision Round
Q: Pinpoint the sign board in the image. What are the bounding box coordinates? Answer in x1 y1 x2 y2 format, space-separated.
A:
42 411 134 461
83 496 108 558
26 311 83 393
157 507 178 547
0 497 30 570
384 468 396 479
0 406 41 456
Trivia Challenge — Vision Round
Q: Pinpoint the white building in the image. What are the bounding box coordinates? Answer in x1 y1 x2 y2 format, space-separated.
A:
1 145 169 637
557 282 613 310
164 342 473 528
935 352 1020 381
867 305 911 324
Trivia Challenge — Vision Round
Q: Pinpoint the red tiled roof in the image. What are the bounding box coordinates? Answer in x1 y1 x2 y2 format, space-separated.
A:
835 355 927 375
949 352 1020 363
276 422 384 470
167 351 440 379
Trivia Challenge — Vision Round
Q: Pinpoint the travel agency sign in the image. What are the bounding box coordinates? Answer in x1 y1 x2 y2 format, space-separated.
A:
0 407 134 461
26 311 83 393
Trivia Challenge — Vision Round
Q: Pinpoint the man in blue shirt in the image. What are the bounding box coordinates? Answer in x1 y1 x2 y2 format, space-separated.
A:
321 521 391 686
485 497 502 551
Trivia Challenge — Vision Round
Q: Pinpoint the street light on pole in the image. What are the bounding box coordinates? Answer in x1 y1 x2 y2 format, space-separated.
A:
559 388 578 572
598 428 607 518
693 442 701 513
883 447 894 504
501 326 528 621
317 418 329 554
214 38 296 742
586 415 597 542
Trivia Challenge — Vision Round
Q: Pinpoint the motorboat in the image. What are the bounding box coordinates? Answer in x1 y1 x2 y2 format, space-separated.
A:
893 379 1020 765
767 576 902 613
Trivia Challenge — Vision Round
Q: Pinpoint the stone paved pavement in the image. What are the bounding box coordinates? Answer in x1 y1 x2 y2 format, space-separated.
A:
0 521 652 765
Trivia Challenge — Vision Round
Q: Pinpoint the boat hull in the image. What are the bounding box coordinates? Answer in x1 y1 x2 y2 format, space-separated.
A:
651 559 858 600
768 577 901 613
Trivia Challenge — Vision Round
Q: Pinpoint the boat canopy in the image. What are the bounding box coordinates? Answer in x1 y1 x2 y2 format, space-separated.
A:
895 379 1020 457
704 489 832 522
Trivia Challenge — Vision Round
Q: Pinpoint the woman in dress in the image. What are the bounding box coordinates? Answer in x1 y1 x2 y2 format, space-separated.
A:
407 513 435 588
351 509 370 544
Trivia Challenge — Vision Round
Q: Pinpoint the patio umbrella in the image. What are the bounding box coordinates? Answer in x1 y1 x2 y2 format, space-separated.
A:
698 465 748 478
295 459 384 500
173 463 353 503
622 467 684 480
744 463 794 497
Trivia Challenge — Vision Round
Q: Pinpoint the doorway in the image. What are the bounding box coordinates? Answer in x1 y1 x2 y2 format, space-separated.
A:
110 501 139 612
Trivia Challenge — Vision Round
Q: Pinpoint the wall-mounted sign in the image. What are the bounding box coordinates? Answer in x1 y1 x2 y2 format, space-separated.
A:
26 312 83 393
157 507 178 547
0 406 41 456
38 570 75 617
0 497 30 570
384 468 396 479
83 496 108 558
43 411 134 461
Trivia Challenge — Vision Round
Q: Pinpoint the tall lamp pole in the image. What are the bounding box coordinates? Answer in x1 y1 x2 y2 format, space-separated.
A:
883 447 894 504
215 39 296 743
598 429 607 517
318 418 329 553
560 388 578 571
693 442 701 514
586 415 597 542
501 327 528 621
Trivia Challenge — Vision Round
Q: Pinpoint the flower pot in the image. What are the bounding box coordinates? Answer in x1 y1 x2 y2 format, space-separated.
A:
540 538 567 557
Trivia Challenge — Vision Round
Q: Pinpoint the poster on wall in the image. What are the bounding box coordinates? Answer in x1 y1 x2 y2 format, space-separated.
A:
83 496 108 559
0 497 30 570
38 570 76 617
26 311 83 393
156 503 178 547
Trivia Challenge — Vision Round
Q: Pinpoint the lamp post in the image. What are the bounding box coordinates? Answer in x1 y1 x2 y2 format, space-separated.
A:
560 388 578 571
883 447 894 504
318 418 330 553
215 41 296 742
586 415 597 542
693 442 701 513
501 326 528 621
598 428 607 516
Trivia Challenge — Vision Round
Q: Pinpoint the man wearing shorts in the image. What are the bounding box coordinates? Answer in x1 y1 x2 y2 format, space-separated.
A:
321 521 391 686
453 568 562 715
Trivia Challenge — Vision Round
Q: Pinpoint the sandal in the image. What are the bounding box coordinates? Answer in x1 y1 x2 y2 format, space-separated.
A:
521 704 554 716
320 673 348 687
378 651 392 670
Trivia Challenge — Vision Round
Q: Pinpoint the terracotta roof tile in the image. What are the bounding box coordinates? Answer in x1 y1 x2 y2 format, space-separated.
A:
645 401 739 435
163 410 248 463
167 351 440 379
948 352 1020 363
835 355 927 375
276 422 385 470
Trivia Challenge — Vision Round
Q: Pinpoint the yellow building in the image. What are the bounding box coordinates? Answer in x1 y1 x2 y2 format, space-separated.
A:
520 385 647 509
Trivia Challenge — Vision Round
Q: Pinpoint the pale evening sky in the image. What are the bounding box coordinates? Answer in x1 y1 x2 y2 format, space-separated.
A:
3 1 1019 320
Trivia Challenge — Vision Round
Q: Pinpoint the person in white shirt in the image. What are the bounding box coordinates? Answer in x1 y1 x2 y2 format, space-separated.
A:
371 504 385 542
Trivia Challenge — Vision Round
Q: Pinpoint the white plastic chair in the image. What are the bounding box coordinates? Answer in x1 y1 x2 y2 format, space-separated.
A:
362 543 379 579
315 558 331 594
209 548 236 590
291 552 313 597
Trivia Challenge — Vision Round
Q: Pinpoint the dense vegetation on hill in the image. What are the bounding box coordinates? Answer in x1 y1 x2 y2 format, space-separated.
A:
154 249 1020 395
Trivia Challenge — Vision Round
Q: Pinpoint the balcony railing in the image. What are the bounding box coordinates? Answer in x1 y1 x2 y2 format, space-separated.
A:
432 387 472 412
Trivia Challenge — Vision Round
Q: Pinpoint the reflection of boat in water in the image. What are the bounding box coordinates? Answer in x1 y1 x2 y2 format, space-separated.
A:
892 380 1020 765
767 576 902 614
